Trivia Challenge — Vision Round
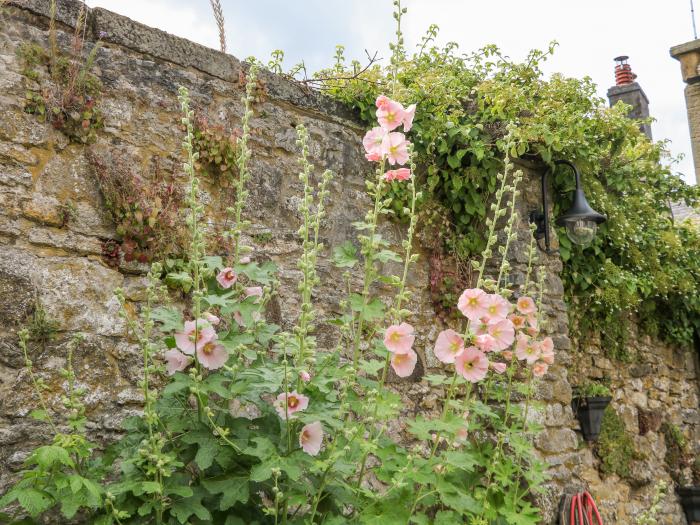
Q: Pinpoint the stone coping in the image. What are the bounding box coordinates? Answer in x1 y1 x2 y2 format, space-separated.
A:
671 38 700 59
8 0 363 127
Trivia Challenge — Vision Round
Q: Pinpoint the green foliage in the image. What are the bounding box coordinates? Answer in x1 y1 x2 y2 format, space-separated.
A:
317 22 700 354
596 407 640 479
573 381 611 398
26 302 59 346
17 3 104 144
660 422 695 485
193 116 240 183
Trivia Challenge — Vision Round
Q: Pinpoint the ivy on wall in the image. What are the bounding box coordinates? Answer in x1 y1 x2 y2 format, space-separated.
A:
315 35 700 354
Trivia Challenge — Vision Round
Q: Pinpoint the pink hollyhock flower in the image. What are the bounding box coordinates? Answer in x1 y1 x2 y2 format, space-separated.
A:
502 350 514 361
274 390 309 420
244 286 263 302
384 168 412 182
391 348 417 377
483 294 511 321
457 288 488 320
402 104 416 132
366 151 382 162
381 132 410 165
216 267 237 289
376 98 405 131
434 329 465 364
516 296 537 315
515 334 541 364
197 341 228 370
384 322 415 354
299 370 312 383
475 333 498 353
491 362 507 374
299 421 323 456
164 349 191 375
509 314 526 330
470 316 491 337
375 94 390 109
203 312 220 326
540 337 554 365
175 320 217 355
454 347 489 383
533 361 549 377
362 126 386 158
487 318 515 351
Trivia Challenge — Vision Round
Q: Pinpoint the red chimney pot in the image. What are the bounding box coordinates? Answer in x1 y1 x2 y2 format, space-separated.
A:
614 55 637 86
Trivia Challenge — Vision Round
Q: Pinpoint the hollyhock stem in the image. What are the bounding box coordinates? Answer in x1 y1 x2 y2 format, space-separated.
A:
18 329 59 435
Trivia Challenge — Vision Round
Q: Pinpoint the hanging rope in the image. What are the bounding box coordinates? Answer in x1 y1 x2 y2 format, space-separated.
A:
559 491 603 525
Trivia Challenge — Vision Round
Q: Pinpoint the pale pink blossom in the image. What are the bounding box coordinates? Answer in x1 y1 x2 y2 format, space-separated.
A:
433 329 465 364
508 314 526 330
457 288 488 320
384 322 415 354
365 151 382 162
197 341 228 370
375 94 391 109
362 126 386 158
216 267 237 289
483 294 511 321
376 98 405 131
164 349 191 375
515 334 541 364
454 347 489 383
491 362 507 374
391 348 417 377
175 320 217 355
244 286 263 302
402 104 416 132
203 312 220 326
533 362 549 377
487 318 515 351
502 350 514 361
516 296 537 315
470 317 491 337
299 370 312 383
540 337 555 365
474 333 498 353
381 132 410 165
274 390 309 420
384 168 412 182
299 421 323 456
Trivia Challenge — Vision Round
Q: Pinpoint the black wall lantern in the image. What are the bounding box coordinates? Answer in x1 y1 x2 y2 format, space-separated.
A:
529 160 607 253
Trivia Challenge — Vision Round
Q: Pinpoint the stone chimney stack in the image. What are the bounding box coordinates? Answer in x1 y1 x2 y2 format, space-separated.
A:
607 56 652 139
671 39 700 185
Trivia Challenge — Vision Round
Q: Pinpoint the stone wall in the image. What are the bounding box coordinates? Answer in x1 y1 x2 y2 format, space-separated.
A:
0 1 698 523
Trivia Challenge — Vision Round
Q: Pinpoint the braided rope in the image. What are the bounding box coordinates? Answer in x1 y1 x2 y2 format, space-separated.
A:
209 0 226 53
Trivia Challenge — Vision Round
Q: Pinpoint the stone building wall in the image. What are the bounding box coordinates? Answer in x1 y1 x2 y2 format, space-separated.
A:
0 1 698 523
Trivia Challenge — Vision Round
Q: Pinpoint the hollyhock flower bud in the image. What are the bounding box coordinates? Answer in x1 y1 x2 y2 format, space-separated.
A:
274 390 309 420
244 286 263 302
391 348 417 377
502 350 514 361
457 288 488 320
381 132 410 165
216 267 237 288
299 370 312 382
204 312 220 325
384 323 415 354
491 362 507 374
454 347 488 383
240 256 251 264
164 349 191 375
175 320 217 355
197 341 228 370
299 421 323 456
434 329 465 363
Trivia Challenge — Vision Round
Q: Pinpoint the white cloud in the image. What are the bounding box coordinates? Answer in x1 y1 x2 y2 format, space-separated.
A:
87 0 696 184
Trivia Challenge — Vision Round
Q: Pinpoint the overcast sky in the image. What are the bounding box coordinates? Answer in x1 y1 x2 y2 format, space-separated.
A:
86 0 697 185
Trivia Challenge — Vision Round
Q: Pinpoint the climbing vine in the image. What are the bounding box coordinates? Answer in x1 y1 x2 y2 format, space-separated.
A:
313 26 700 354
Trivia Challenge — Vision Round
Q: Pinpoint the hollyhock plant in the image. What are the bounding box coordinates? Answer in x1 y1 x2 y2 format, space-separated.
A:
274 390 309 420
516 296 537 315
391 348 417 377
384 322 415 354
434 329 465 363
376 96 405 131
197 340 228 370
454 346 489 383
299 421 324 456
164 349 191 375
487 318 515 351
384 168 412 182
515 334 542 364
457 288 488 320
216 267 237 288
175 319 217 355
381 132 410 165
